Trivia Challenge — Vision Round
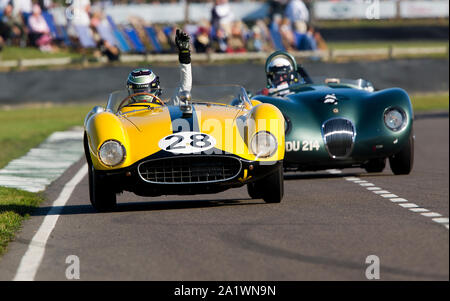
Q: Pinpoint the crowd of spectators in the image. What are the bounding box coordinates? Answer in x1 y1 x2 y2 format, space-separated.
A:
1 0 325 60
1 0 56 52
190 0 325 54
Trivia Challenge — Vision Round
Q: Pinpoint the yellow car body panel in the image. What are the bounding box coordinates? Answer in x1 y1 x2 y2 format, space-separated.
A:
85 102 285 171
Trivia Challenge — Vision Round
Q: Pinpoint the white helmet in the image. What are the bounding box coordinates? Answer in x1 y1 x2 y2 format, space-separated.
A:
267 57 296 88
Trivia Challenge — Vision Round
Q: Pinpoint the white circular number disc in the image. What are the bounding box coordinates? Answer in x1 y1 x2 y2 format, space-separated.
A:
158 132 216 154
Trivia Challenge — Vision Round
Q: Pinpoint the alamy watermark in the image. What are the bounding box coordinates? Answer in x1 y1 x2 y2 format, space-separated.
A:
365 255 380 280
65 255 80 280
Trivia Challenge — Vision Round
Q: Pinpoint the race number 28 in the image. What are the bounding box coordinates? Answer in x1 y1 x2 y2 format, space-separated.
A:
159 132 216 154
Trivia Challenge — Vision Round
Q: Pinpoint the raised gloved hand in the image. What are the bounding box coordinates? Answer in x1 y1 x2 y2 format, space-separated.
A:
175 29 191 64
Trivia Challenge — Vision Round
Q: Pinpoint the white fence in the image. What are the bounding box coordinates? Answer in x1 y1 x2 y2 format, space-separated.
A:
399 0 450 18
314 0 449 20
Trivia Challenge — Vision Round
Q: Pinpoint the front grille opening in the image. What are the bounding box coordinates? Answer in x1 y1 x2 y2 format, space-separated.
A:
322 118 355 158
138 156 241 184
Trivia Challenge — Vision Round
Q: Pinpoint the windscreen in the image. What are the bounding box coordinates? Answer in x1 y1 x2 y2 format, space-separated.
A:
106 85 251 113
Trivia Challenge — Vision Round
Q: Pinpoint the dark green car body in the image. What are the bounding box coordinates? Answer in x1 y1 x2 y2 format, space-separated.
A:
253 82 414 173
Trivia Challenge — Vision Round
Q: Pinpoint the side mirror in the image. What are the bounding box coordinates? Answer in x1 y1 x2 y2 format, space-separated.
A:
179 90 192 116
179 90 191 104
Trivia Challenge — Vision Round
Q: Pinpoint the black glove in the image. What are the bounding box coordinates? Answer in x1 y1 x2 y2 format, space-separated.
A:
175 29 191 64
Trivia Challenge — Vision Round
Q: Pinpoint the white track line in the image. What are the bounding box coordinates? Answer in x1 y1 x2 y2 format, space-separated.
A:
381 194 398 198
410 208 429 213
13 164 88 281
421 212 442 218
399 203 419 208
373 190 391 194
390 198 408 203
328 170 449 230
367 187 381 191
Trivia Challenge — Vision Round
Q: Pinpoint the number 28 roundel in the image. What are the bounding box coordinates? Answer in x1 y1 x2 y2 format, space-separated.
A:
158 132 217 154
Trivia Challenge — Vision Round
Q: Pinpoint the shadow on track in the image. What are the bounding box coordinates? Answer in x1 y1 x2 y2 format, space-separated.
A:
222 230 448 280
284 171 399 181
28 198 261 216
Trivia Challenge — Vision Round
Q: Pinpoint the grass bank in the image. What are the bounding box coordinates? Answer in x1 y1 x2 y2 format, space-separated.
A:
0 46 82 61
327 40 449 50
411 92 449 112
0 104 93 256
315 18 449 29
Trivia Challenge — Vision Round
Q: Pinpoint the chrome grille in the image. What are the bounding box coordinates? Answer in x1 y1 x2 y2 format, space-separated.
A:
322 118 356 158
138 156 242 184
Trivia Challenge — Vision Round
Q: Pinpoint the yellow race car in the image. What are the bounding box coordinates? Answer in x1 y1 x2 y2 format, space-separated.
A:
84 85 285 211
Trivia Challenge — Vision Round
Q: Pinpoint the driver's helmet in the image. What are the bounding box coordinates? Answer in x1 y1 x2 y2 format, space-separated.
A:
266 57 298 88
126 68 161 103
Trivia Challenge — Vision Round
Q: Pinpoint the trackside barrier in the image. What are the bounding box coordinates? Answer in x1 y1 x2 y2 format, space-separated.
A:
0 46 448 69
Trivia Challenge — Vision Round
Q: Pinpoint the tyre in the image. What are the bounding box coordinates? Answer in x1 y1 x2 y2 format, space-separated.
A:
389 134 414 175
247 182 262 199
89 164 117 212
247 165 284 203
364 158 386 173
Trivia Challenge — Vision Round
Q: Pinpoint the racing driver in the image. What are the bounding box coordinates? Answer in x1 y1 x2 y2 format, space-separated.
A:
258 56 300 97
125 29 192 105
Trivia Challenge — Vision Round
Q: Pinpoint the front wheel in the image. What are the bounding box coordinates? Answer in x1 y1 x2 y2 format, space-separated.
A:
247 182 262 199
389 134 414 175
247 164 284 203
89 165 117 212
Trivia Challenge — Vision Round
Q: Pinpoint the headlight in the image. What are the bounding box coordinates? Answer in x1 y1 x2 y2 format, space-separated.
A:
250 131 277 158
98 140 125 166
384 108 406 132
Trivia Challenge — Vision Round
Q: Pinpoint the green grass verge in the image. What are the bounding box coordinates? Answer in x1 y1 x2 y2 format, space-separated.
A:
0 46 83 61
411 92 449 112
315 18 449 29
327 40 449 50
0 188 44 256
0 104 94 169
0 103 94 256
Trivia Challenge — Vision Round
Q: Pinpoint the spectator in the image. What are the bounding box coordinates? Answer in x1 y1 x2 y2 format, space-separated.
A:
211 0 234 32
285 0 309 24
227 20 246 53
12 0 32 17
279 17 294 50
69 0 91 27
0 3 26 47
38 0 53 12
269 0 288 21
247 25 263 52
0 0 10 11
28 4 53 51
96 38 120 62
194 26 211 53
211 26 228 53
314 30 327 51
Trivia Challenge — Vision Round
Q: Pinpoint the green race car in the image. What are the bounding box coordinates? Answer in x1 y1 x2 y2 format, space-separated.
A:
252 51 414 175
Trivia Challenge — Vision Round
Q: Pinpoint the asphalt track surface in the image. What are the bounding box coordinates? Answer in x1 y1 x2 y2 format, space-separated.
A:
0 115 448 280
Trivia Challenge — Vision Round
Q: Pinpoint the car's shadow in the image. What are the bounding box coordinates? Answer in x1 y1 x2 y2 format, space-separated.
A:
284 171 396 180
29 198 261 216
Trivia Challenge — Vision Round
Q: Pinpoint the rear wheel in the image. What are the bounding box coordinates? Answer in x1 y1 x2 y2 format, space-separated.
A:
247 164 284 203
364 158 386 173
389 134 414 175
89 165 117 212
